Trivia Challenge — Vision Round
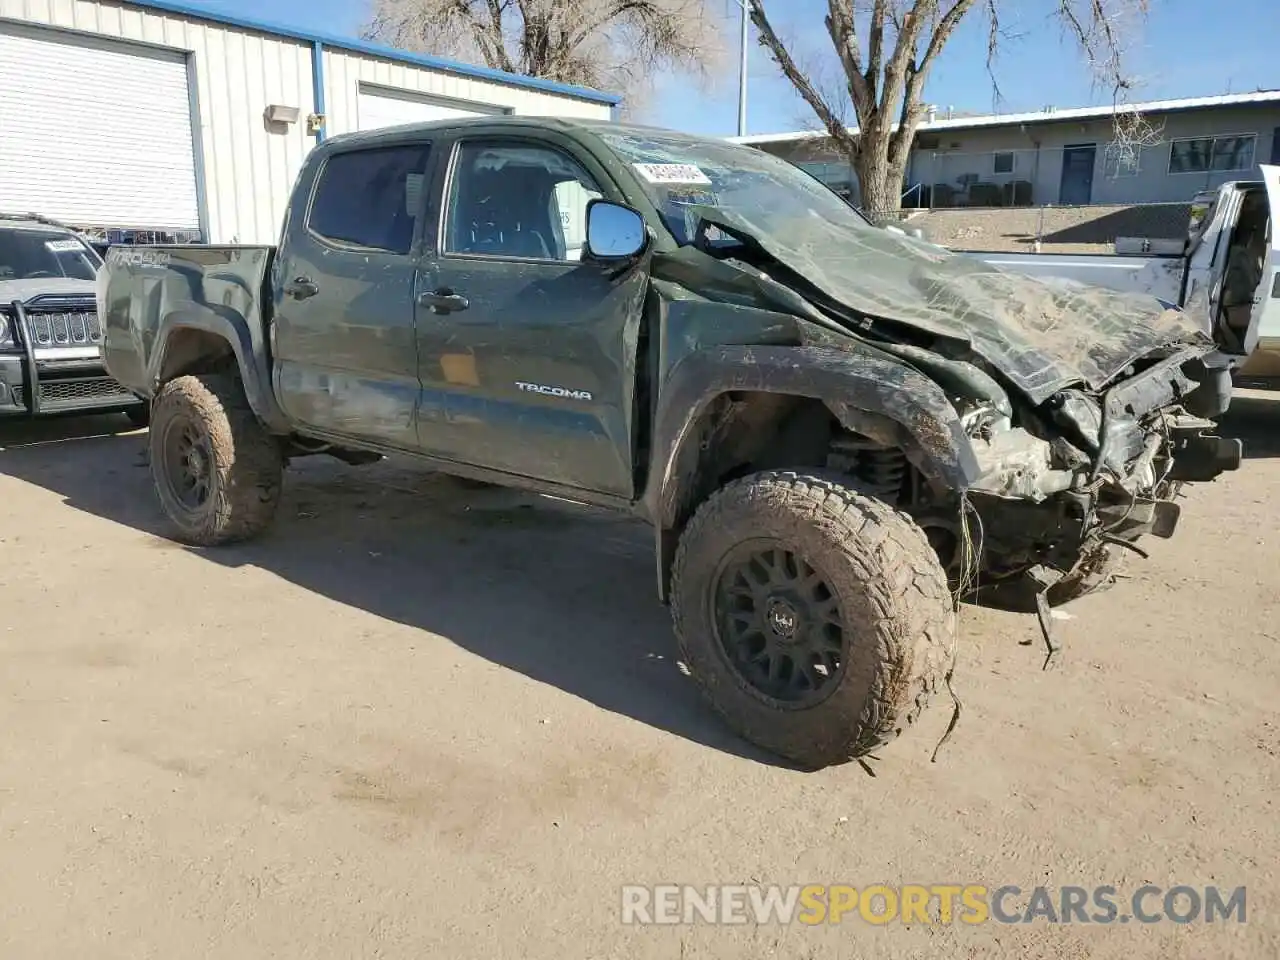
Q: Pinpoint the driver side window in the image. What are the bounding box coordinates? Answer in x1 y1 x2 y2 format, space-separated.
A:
444 141 603 262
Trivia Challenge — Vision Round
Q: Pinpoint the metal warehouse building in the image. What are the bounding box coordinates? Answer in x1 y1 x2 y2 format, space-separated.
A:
0 0 619 244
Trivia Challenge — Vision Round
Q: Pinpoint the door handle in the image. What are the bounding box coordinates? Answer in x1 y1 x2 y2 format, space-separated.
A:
418 289 470 314
285 276 319 300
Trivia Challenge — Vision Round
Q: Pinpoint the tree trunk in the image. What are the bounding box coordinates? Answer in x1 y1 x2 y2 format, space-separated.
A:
855 150 894 223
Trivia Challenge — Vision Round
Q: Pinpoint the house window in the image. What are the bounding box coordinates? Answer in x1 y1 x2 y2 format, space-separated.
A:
992 152 1014 174
1104 143 1141 178
1168 134 1256 174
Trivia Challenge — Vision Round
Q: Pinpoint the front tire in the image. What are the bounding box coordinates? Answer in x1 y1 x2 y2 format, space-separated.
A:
149 374 283 546
670 470 954 770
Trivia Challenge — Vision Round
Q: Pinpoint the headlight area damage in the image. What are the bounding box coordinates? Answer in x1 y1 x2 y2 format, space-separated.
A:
653 208 1242 662
951 348 1240 661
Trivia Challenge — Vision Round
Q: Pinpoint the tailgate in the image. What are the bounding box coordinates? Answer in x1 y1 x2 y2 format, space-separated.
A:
98 244 274 395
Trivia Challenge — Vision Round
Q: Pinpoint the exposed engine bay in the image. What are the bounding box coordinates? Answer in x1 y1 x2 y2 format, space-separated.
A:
821 341 1241 663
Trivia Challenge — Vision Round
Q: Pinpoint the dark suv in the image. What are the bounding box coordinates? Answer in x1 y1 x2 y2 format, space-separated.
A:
0 215 146 422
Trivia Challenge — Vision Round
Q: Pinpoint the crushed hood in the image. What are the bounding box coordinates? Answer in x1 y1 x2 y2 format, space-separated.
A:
685 206 1210 405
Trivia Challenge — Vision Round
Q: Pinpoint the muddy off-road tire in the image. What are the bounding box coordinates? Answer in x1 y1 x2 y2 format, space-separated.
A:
149 374 283 546
670 470 954 770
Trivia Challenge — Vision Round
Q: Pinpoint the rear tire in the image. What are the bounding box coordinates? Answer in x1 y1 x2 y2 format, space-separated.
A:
149 374 283 546
670 470 954 770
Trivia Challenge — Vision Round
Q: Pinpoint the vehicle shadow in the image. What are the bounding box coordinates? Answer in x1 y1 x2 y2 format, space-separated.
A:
1221 390 1280 460
0 411 141 450
0 426 790 768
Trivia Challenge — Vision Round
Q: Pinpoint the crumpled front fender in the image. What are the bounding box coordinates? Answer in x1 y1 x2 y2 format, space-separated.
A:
644 343 983 532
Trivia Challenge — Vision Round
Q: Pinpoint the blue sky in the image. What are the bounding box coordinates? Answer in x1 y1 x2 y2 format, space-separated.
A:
192 0 1276 134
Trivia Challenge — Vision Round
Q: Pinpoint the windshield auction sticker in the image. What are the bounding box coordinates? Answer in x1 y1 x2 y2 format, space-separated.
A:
633 163 712 185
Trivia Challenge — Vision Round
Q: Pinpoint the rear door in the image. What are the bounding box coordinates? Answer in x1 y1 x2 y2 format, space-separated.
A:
271 139 434 449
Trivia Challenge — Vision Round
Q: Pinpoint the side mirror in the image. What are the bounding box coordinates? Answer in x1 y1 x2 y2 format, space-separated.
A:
586 200 647 260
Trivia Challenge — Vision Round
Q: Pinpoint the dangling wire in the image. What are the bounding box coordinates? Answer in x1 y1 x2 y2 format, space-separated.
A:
932 493 983 763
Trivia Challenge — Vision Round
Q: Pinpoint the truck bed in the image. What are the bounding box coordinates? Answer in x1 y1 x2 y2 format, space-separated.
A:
100 244 275 398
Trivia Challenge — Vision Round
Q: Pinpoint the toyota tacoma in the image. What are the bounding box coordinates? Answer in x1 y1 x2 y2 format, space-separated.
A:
98 118 1241 769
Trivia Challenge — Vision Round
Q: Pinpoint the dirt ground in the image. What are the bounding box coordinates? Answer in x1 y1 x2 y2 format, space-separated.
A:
1 393 1278 959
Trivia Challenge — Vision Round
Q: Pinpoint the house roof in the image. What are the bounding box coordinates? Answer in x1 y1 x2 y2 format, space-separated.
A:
729 89 1280 146
118 0 620 106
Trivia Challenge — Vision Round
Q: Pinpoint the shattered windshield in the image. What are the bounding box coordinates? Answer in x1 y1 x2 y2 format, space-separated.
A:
593 126 1209 403
595 128 873 247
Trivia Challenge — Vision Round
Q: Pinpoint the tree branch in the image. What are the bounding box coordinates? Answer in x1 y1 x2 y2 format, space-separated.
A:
917 0 977 74
876 1 929 124
825 0 874 121
866 0 887 106
749 0 859 156
478 0 515 71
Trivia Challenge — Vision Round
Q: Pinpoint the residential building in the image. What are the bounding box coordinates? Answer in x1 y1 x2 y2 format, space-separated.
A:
731 91 1280 211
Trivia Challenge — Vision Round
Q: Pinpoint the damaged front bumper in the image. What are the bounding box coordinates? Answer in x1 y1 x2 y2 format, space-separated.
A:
958 347 1244 664
1094 347 1241 487
966 347 1241 544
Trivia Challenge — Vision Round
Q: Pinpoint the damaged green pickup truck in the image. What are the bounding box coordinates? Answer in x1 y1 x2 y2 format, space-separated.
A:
99 118 1241 769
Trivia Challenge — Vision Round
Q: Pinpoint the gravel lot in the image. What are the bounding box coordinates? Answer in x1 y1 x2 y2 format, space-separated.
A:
2 394 1278 959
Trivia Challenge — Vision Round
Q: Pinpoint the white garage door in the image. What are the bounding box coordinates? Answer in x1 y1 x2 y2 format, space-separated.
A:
0 25 201 231
356 84 505 132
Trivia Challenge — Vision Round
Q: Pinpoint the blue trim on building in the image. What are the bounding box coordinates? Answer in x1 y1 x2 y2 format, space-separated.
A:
117 0 622 107
311 40 327 143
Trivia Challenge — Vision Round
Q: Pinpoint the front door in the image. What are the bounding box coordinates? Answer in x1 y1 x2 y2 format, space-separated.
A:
1059 144 1097 205
271 141 433 449
414 136 644 498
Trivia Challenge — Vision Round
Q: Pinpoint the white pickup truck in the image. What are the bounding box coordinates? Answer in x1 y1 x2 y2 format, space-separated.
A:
963 166 1280 396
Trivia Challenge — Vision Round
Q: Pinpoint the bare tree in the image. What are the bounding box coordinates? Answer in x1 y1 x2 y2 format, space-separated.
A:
746 0 1152 218
362 0 727 114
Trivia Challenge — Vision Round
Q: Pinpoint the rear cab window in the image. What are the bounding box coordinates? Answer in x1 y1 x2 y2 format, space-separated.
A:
307 144 433 254
0 228 101 280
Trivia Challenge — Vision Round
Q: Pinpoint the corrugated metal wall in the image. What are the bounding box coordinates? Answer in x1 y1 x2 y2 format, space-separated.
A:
0 1 613 244
0 0 314 243
322 48 611 135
